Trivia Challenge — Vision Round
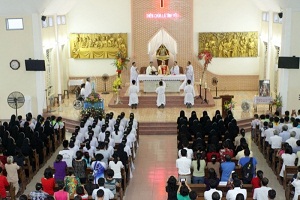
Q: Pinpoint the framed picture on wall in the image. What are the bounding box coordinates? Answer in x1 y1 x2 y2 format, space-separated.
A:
259 80 270 97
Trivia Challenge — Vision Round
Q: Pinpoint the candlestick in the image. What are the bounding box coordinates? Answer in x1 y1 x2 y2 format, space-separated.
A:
204 82 207 89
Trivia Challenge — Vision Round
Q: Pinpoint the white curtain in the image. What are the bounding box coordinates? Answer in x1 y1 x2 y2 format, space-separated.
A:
148 28 177 60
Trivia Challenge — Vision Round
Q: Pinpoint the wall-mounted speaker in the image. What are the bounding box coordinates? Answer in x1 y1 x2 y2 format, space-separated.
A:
278 12 283 19
41 16 46 21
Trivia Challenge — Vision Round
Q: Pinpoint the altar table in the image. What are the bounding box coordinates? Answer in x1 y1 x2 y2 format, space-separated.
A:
253 96 273 112
138 74 186 92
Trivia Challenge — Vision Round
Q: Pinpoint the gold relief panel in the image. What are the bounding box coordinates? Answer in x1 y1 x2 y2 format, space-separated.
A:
70 33 127 59
198 32 258 58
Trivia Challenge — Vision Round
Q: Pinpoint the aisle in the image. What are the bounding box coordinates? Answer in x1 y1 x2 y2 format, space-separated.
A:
248 133 285 199
124 135 178 199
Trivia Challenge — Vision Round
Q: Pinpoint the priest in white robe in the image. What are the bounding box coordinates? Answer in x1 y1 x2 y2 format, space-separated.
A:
170 61 180 75
155 80 166 108
186 61 194 84
128 80 139 109
146 61 157 75
184 79 195 108
130 62 139 90
84 77 92 98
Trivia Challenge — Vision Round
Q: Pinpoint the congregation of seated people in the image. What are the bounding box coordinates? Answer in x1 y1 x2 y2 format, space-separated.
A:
0 111 138 200
166 110 279 200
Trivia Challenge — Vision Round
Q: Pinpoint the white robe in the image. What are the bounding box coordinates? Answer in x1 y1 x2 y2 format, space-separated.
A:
170 65 180 75
130 66 139 90
85 81 92 98
146 66 152 75
128 85 139 106
184 84 195 105
155 81 166 106
186 64 194 84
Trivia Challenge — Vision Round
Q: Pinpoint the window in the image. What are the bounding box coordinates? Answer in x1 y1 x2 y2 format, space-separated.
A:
48 17 53 27
61 16 66 25
57 16 61 25
42 19 48 28
262 12 269 22
6 18 24 30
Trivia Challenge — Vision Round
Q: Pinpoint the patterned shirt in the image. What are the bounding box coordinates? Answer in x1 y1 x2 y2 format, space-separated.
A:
29 191 48 200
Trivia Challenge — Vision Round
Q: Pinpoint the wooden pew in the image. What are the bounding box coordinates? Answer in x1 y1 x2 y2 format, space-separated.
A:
24 156 33 181
32 149 39 174
271 148 280 173
18 168 27 194
283 166 298 189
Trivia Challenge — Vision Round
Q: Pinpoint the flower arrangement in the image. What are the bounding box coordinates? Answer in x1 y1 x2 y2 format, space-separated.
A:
198 50 213 70
111 50 130 77
272 93 283 108
113 77 122 93
80 107 105 119
224 100 236 111
85 92 102 103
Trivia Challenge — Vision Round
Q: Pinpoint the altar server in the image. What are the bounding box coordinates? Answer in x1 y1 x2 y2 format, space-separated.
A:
130 62 139 90
186 61 194 84
155 80 166 108
84 77 92 98
170 61 180 75
184 79 195 108
128 80 139 109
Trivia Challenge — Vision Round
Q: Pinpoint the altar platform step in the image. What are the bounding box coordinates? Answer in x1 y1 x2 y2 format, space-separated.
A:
108 90 215 108
139 122 177 135
236 117 254 133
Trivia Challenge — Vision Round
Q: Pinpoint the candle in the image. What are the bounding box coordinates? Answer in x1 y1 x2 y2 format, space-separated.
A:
200 79 202 85
204 82 207 88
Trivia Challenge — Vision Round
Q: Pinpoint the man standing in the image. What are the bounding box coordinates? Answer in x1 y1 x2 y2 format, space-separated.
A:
253 177 272 200
225 179 247 200
170 61 180 75
92 178 114 200
176 149 192 184
85 77 92 98
130 62 139 90
58 140 74 167
186 61 194 84
204 179 222 200
29 183 49 200
146 61 156 75
239 148 257 184
279 125 290 142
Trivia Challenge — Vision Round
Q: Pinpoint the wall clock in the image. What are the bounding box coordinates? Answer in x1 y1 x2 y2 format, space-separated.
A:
10 60 20 70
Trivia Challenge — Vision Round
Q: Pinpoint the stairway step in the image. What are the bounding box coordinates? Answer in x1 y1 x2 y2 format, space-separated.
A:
139 129 177 135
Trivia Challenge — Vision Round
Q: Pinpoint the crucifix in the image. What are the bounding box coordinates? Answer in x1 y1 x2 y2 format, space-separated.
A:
160 0 164 8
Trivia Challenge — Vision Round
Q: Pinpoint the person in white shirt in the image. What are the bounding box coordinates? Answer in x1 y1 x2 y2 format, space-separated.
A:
130 62 139 90
251 114 261 140
176 149 192 184
91 178 114 200
109 155 124 182
185 61 194 84
95 142 111 166
269 130 282 149
290 121 300 139
184 79 195 108
296 110 300 119
226 178 247 200
178 142 193 160
146 61 157 75
279 125 290 143
253 177 272 200
156 80 166 108
128 80 139 109
264 123 275 145
286 131 298 148
204 179 222 200
84 77 92 98
235 143 253 161
170 61 180 75
58 140 74 167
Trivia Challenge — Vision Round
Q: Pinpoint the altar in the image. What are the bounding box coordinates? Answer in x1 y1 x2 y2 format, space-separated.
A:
253 96 272 112
138 74 186 92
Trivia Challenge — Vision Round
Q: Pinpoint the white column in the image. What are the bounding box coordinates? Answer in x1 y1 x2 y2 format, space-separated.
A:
278 8 292 112
54 14 62 107
31 13 46 115
266 11 273 80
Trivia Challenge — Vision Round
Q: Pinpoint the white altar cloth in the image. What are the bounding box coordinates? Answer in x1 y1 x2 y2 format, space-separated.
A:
68 79 84 86
138 74 186 81
138 75 185 92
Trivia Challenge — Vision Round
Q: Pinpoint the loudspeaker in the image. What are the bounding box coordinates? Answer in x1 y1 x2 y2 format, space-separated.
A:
278 12 283 19
41 16 46 21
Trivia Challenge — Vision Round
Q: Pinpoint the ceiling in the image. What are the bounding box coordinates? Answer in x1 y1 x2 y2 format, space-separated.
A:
0 0 298 16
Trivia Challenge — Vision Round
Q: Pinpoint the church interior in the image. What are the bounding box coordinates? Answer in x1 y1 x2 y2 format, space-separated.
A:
1 0 300 199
